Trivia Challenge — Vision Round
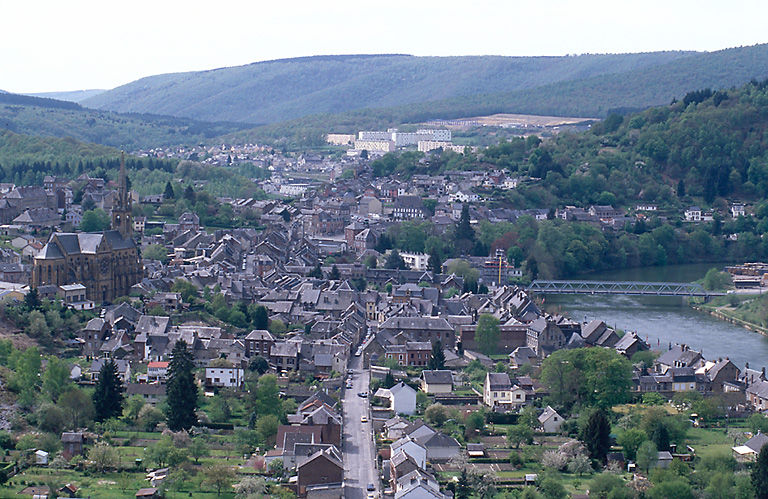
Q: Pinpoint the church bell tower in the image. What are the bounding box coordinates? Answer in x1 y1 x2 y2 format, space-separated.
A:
112 152 133 238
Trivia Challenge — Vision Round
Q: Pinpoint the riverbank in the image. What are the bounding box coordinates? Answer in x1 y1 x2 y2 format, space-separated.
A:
692 303 768 337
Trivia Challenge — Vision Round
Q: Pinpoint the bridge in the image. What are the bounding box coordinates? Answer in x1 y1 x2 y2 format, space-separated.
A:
527 280 726 298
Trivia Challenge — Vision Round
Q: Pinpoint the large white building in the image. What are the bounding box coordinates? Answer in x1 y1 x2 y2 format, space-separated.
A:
358 128 452 148
418 141 466 154
354 140 395 153
280 184 310 196
400 252 429 271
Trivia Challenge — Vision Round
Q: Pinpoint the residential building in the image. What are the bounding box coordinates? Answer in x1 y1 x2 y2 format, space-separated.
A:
204 366 245 388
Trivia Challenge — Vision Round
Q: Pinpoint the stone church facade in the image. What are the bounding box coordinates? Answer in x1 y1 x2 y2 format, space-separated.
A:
32 156 142 303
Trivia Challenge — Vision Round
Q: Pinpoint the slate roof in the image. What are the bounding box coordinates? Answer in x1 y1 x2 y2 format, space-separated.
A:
422 370 453 385
745 432 768 452
486 372 512 391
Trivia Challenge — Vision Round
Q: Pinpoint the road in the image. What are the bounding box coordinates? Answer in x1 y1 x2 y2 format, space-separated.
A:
342 354 379 498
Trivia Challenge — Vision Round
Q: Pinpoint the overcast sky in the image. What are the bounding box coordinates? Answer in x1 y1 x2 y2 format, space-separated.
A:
3 0 767 93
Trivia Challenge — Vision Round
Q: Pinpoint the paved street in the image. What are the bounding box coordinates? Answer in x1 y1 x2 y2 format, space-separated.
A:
342 354 379 498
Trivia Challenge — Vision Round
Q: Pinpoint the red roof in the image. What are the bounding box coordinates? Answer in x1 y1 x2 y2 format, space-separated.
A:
148 362 169 368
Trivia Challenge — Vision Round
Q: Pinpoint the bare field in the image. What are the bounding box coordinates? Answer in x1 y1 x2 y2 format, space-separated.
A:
426 113 596 129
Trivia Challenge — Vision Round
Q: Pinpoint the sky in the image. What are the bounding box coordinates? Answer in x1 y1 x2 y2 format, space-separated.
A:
3 0 768 93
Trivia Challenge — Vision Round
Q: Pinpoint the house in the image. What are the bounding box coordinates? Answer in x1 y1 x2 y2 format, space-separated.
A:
732 432 768 462
508 346 537 369
390 450 421 491
204 366 245 388
420 370 453 394
684 206 702 222
61 432 84 460
731 204 746 218
297 447 344 498
147 361 169 381
90 358 131 384
414 431 460 462
391 437 427 469
395 469 448 498
392 196 425 220
483 372 525 409
538 406 564 433
126 383 166 406
526 318 566 358
376 382 417 415
245 329 275 358
746 379 768 410
384 415 412 440
271 341 300 371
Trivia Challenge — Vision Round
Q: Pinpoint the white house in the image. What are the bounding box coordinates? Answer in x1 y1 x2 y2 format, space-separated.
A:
483 372 526 409
684 206 702 222
400 252 429 271
731 204 746 218
147 361 169 381
538 406 564 433
375 381 417 415
204 367 245 388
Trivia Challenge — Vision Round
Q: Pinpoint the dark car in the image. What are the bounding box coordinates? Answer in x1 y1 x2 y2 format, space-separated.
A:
367 483 375 491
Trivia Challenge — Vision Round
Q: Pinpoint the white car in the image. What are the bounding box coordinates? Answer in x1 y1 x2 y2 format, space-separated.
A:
360 415 368 423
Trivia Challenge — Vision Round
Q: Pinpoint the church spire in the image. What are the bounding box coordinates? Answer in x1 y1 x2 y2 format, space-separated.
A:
112 151 132 238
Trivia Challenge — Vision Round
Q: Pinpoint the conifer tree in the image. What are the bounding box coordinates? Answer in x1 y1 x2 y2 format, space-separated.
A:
166 340 198 431
93 359 124 422
580 409 611 464
164 181 175 200
753 444 768 499
428 340 445 370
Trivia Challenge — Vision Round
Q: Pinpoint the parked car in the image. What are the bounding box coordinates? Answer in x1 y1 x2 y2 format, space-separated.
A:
361 415 368 423
358 391 368 398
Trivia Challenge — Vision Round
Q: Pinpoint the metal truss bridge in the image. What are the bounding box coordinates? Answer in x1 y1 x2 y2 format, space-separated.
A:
527 280 725 298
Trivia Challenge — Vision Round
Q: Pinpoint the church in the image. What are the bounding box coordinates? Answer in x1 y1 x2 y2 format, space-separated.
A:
32 156 143 303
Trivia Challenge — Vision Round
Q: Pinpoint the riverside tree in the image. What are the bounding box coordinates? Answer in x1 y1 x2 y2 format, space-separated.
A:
166 340 198 431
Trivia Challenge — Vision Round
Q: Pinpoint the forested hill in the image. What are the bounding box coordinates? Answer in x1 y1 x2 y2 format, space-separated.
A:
226 44 768 146
452 79 768 213
81 51 696 124
0 93 252 149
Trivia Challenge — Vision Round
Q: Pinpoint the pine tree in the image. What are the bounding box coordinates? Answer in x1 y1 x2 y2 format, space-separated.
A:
93 359 124 422
580 409 611 464
455 204 475 242
651 422 670 451
253 306 269 330
753 444 768 499
456 468 471 499
676 179 685 197
428 249 443 274
166 340 198 431
164 181 175 200
428 340 445 370
329 265 341 280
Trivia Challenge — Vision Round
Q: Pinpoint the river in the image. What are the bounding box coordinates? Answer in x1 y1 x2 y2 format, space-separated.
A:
541 263 768 370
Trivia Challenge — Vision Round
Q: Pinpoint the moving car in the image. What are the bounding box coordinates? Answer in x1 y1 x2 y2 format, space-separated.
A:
360 415 368 423
367 483 375 491
357 391 368 398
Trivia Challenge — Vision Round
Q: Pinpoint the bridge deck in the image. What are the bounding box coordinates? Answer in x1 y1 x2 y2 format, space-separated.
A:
527 280 725 297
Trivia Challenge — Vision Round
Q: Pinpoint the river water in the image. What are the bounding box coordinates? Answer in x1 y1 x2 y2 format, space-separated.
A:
541 263 768 370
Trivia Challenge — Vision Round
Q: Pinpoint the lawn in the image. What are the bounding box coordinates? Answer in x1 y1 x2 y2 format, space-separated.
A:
3 465 241 498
